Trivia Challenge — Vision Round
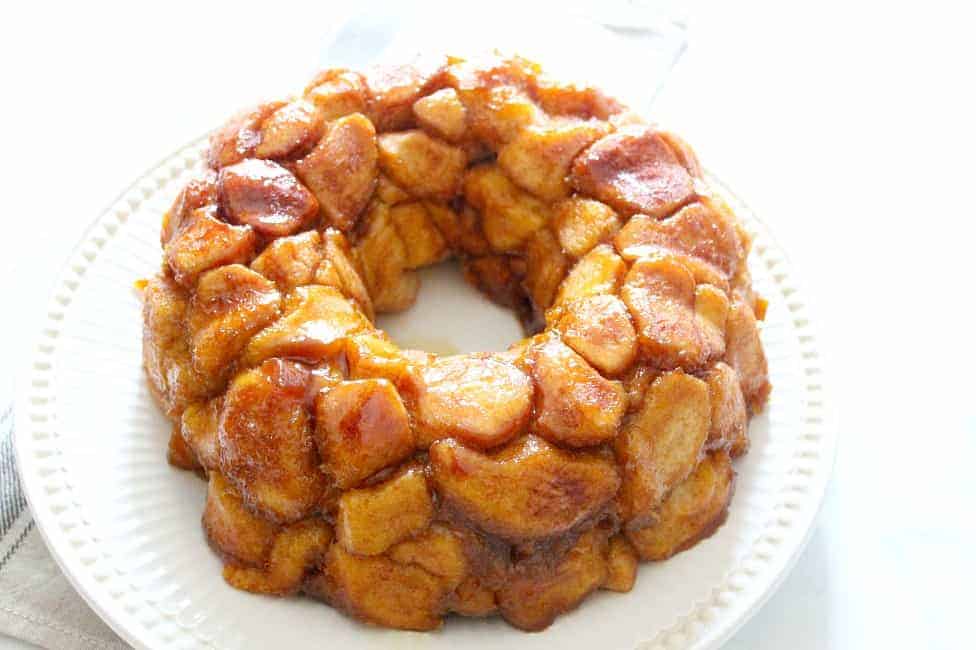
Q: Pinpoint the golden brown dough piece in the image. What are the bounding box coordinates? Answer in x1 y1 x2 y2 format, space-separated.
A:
243 285 370 366
556 294 638 376
161 171 218 245
204 471 277 567
320 543 451 631
464 163 549 252
553 196 621 258
378 130 467 200
413 88 467 142
521 228 568 316
218 159 319 237
498 527 610 630
554 243 626 308
430 436 619 541
254 99 325 161
180 397 222 470
335 467 433 555
705 362 750 456
363 57 448 132
615 198 746 291
602 534 639 592
188 265 281 383
295 113 377 232
142 275 214 416
224 518 333 595
415 353 534 449
621 256 728 371
627 451 735 561
142 54 771 632
527 336 626 447
725 297 772 414
353 203 420 313
499 118 610 201
218 359 325 523
164 207 257 288
615 371 711 528
314 378 415 489
207 101 286 169
249 230 323 291
571 125 695 218
304 69 367 121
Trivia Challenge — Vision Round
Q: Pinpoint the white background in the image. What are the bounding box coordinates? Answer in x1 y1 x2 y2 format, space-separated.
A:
1 0 974 648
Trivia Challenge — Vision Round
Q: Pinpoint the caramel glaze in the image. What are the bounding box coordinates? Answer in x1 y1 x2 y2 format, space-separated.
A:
142 53 771 632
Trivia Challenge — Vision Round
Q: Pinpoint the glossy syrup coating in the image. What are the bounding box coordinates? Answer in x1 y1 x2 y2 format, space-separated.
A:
141 54 771 632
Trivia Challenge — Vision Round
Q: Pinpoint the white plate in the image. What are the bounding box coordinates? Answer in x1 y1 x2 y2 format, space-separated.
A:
15 138 835 650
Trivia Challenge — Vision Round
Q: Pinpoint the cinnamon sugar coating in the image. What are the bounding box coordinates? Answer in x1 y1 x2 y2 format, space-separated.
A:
142 54 770 631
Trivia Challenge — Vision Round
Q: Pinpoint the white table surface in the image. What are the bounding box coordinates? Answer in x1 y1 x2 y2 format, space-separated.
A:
2 0 974 648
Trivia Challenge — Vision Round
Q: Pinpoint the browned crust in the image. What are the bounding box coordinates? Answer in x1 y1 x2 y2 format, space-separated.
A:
142 54 770 633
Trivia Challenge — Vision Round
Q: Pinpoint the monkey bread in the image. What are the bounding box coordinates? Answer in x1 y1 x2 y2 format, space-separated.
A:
143 53 771 632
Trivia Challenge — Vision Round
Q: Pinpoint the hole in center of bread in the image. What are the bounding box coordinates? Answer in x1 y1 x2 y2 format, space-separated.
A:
376 260 524 355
